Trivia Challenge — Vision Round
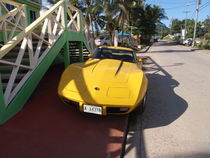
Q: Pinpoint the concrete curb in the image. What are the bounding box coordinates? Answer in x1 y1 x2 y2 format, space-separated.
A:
138 44 153 53
120 115 130 158
177 44 210 54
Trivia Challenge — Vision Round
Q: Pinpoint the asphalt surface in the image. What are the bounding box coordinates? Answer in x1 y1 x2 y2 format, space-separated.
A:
0 64 127 158
124 41 210 158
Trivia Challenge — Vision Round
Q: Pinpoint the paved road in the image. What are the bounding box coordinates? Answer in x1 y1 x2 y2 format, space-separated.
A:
124 41 210 158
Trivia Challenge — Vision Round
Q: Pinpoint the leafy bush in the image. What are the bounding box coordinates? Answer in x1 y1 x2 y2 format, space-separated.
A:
198 39 210 50
204 33 210 40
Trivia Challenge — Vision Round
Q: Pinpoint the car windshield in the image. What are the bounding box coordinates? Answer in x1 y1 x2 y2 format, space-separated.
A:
92 48 136 63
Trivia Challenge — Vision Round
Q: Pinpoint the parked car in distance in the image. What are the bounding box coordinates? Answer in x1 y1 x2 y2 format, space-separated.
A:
183 38 193 46
58 46 148 115
183 38 201 46
95 36 110 46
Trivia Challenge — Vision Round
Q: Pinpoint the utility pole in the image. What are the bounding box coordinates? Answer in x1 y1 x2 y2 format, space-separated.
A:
121 0 125 44
183 11 190 33
183 11 190 40
192 0 201 47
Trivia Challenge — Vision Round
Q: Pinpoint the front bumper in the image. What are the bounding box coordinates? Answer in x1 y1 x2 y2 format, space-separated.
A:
62 97 134 115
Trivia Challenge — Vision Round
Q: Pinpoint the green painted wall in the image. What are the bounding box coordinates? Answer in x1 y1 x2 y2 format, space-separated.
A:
0 32 3 42
25 6 40 25
0 32 20 42
17 0 42 9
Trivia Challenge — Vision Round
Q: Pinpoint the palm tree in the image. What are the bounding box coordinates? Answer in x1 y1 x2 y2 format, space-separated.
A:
101 0 120 45
47 0 167 45
88 1 106 36
84 0 106 38
129 4 167 44
112 0 145 43
93 0 145 44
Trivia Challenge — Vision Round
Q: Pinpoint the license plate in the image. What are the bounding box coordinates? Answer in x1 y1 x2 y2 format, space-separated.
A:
83 105 102 115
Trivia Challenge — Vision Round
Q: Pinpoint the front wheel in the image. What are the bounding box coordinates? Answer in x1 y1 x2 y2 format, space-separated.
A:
139 95 147 113
133 95 147 114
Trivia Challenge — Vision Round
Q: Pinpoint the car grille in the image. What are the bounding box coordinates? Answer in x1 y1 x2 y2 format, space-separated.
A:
63 98 79 107
107 107 129 114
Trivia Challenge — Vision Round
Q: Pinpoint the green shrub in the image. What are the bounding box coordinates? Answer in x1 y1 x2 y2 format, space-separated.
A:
204 33 210 40
199 39 210 50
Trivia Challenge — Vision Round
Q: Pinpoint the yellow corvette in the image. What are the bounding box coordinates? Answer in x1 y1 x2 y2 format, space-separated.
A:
58 46 148 115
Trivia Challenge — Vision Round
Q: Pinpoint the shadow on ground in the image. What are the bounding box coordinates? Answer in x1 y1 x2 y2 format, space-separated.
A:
123 56 189 158
153 41 177 47
148 41 191 54
150 50 191 53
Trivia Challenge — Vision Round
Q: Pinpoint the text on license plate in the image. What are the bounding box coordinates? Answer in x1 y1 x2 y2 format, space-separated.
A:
83 105 102 115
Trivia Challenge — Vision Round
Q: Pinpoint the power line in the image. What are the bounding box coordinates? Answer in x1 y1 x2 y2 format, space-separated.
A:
199 0 210 11
165 2 195 10
183 10 191 39
190 10 196 19
190 0 210 19
165 5 189 10
199 0 210 8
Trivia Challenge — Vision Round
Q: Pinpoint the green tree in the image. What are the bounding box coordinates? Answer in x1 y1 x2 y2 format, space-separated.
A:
46 0 166 45
156 23 169 38
169 19 205 38
102 0 120 44
169 19 184 35
115 0 145 35
84 0 106 37
203 17 210 33
130 4 167 44
185 19 194 38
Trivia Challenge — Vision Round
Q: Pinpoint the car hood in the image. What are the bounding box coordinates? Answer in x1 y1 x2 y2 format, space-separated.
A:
82 59 138 83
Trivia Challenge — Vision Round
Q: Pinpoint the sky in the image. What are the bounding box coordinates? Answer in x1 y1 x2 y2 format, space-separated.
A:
42 0 51 8
42 0 210 27
146 0 210 27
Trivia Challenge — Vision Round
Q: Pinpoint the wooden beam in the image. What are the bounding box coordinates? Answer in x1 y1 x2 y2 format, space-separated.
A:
4 37 28 105
0 0 64 59
53 5 62 35
0 7 21 23
67 11 79 31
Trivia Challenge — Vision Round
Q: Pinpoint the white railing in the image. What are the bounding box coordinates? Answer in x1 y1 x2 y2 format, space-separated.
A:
66 2 80 32
0 0 26 44
66 1 95 49
0 0 94 106
0 0 66 105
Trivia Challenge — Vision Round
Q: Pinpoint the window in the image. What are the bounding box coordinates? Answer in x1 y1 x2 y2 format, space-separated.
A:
92 48 136 63
6 4 15 11
30 10 36 23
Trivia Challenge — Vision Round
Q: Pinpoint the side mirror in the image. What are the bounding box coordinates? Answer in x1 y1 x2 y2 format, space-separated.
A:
137 58 142 63
88 54 93 57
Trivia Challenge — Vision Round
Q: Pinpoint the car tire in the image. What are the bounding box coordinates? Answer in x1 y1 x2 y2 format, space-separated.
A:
133 94 147 114
139 95 147 113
